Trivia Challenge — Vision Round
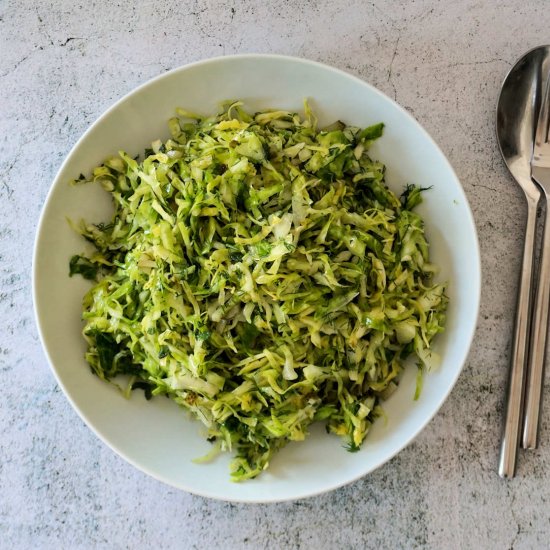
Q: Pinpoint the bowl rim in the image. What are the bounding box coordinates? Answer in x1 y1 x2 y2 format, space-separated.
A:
32 53 481 502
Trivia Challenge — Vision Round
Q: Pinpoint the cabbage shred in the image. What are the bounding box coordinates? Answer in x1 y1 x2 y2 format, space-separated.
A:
70 102 447 480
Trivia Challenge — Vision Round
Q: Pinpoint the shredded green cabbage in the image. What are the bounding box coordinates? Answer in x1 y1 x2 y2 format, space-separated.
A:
69 101 447 480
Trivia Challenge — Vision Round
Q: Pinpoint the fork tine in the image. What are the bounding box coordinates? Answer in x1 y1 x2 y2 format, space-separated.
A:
535 72 550 149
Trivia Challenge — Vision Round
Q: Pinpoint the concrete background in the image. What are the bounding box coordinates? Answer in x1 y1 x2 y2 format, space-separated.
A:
1 1 550 548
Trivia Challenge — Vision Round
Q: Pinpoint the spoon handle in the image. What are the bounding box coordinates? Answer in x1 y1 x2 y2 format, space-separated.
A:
522 193 550 449
499 194 539 477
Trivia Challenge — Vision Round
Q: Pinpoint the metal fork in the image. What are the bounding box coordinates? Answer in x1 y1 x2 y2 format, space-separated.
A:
523 73 550 449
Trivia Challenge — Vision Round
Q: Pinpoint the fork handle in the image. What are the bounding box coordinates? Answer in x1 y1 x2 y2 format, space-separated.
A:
523 190 550 449
499 194 539 477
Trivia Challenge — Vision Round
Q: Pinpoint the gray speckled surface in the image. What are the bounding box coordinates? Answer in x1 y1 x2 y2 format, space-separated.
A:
2 1 550 548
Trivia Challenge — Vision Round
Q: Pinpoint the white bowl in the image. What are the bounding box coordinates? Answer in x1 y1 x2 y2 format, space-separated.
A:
33 54 480 502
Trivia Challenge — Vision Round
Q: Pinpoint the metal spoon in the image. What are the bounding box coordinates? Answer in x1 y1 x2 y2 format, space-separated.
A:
496 46 543 478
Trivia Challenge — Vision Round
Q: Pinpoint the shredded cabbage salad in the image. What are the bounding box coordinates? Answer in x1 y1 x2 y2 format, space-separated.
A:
69 101 447 480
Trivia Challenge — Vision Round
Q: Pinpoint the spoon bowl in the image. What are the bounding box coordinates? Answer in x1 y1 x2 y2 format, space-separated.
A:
497 47 548 189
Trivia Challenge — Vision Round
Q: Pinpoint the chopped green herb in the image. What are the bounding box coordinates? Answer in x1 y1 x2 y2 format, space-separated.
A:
69 255 99 281
131 381 154 400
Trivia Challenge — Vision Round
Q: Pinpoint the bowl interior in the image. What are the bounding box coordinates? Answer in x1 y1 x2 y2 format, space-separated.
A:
33 55 480 502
